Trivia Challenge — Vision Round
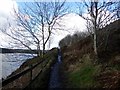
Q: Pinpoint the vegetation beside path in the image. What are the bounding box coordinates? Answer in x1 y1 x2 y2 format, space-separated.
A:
59 19 120 88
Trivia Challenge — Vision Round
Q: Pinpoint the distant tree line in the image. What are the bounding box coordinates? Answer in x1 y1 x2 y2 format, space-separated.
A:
59 31 89 47
0 48 38 54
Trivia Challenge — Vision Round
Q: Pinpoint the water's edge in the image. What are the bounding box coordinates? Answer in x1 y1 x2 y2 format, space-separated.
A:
1 53 36 79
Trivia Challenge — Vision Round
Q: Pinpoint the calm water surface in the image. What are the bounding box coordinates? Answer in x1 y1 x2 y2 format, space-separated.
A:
0 53 36 79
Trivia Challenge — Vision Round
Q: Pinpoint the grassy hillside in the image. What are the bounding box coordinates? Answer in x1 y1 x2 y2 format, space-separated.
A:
60 19 120 88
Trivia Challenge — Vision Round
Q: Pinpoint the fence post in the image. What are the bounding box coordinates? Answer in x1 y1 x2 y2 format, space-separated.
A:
30 65 32 81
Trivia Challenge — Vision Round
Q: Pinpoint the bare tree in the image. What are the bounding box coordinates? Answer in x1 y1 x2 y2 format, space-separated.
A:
116 1 120 18
32 1 67 56
77 0 118 58
2 0 67 56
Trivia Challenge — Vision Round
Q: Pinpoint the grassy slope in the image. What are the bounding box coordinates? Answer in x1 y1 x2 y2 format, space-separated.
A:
60 19 120 88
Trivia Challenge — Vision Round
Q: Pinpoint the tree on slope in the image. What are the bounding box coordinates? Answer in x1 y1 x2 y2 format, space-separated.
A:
77 0 118 59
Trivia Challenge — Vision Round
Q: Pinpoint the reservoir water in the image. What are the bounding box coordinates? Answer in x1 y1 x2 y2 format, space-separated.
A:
0 53 36 79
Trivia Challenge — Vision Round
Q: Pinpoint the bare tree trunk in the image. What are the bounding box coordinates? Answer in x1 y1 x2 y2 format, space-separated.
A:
91 2 98 58
104 29 110 51
93 29 98 57
44 26 51 45
42 25 51 57
43 43 45 56
37 42 41 56
94 8 98 58
42 25 45 57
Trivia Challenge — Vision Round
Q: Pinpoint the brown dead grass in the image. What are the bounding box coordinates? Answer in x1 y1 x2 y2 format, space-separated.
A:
60 19 120 88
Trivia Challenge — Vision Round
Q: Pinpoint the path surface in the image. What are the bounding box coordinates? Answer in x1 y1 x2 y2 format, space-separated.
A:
48 50 62 88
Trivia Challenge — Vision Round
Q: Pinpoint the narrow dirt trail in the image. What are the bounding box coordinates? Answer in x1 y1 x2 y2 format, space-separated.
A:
48 49 62 89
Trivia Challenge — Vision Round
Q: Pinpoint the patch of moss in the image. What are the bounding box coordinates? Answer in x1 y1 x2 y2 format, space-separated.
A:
64 54 101 88
68 65 100 88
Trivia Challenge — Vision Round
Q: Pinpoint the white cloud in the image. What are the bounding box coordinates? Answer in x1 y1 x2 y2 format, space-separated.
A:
61 13 87 33
0 0 15 14
0 0 18 48
50 13 86 49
